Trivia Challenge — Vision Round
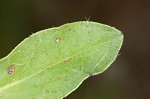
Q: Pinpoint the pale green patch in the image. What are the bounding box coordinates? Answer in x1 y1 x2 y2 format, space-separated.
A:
0 21 123 99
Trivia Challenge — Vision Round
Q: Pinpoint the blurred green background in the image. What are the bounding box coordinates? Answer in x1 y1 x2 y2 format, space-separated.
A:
0 0 150 99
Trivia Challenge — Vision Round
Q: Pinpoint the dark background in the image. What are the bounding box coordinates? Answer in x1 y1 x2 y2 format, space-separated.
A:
0 0 150 99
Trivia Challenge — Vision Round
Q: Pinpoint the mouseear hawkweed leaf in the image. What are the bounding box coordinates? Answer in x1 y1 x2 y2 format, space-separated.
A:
0 21 123 99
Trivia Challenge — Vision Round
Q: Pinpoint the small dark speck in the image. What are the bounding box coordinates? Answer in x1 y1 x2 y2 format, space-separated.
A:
45 89 49 93
51 91 56 93
7 66 15 74
69 28 72 31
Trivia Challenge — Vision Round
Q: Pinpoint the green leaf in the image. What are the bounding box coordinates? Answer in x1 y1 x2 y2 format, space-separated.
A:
0 21 123 99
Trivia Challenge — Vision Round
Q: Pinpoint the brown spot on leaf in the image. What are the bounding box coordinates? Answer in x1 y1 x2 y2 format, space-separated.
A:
55 38 61 43
7 66 15 74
